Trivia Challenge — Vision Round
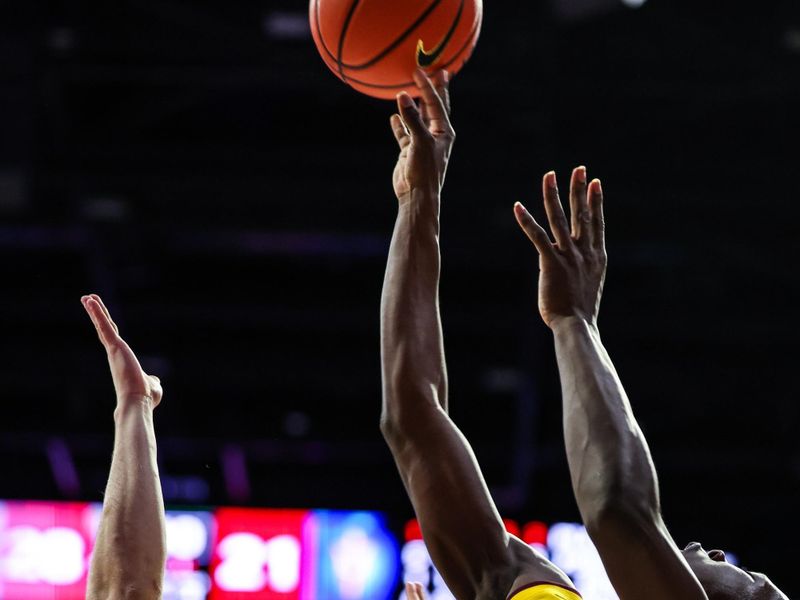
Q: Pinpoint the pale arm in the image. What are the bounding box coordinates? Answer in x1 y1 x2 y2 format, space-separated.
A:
83 295 166 600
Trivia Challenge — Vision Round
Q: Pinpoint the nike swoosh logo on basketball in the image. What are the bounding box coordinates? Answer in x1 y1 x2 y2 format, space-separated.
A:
416 0 464 68
416 35 451 68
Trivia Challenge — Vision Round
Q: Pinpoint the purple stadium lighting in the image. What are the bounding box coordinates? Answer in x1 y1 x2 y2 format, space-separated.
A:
45 437 81 498
220 444 251 505
553 0 647 21
263 12 310 40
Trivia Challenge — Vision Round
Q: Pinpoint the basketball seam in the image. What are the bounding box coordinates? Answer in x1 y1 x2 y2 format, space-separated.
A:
312 0 340 67
340 16 481 91
437 0 480 69
336 0 364 82
339 0 445 71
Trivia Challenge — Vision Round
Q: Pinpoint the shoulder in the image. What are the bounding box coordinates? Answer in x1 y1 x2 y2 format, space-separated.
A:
502 536 578 600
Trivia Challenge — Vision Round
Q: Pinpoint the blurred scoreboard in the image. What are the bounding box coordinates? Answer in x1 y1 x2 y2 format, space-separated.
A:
0 500 621 600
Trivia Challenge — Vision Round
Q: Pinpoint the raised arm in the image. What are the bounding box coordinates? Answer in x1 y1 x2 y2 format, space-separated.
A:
382 69 451 417
514 170 707 600
82 294 166 600
380 70 572 600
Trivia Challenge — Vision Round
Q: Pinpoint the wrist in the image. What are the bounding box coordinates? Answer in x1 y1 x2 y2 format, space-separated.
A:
549 314 599 335
398 187 440 208
398 189 440 225
114 395 156 421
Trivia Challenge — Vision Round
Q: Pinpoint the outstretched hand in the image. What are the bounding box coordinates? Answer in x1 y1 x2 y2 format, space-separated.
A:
390 68 455 202
81 294 162 410
514 168 607 328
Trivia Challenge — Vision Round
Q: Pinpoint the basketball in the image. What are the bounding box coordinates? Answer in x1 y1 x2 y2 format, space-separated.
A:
310 0 483 99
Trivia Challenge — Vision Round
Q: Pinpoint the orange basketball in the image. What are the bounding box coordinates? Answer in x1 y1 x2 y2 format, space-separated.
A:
310 0 483 99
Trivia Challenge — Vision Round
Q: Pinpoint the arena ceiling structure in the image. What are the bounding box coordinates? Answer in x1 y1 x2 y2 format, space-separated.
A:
0 0 798 595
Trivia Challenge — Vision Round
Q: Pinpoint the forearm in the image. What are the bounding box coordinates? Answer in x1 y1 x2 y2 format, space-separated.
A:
88 400 166 600
379 195 519 595
380 190 448 422
552 316 660 527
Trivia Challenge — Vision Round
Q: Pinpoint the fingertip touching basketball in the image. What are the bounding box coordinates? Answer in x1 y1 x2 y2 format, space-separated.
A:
310 0 483 100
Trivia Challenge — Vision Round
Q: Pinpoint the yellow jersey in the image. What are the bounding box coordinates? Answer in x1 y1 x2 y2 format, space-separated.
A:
508 583 582 600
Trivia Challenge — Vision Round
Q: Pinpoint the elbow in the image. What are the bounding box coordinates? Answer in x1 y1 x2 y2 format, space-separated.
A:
379 409 399 441
378 377 401 440
379 395 415 445
379 380 442 444
580 487 661 539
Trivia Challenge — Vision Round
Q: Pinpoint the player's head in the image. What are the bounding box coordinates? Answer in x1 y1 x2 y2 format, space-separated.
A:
682 542 788 600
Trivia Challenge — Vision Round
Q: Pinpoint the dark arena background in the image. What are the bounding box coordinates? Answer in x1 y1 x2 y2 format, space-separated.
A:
1 1 798 598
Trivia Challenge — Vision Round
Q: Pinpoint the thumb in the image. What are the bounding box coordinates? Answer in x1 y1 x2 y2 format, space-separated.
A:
396 92 428 141
147 375 163 402
514 202 556 258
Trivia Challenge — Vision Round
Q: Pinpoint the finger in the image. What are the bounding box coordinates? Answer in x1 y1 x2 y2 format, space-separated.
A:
81 295 102 338
83 297 120 348
569 166 589 242
542 172 572 249
514 202 556 258
420 98 431 129
84 298 118 346
396 92 429 141
432 69 451 116
390 114 411 150
412 68 451 135
589 178 605 249
405 582 423 600
88 294 119 335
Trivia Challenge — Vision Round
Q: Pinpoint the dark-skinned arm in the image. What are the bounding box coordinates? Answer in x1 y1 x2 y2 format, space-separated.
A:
82 295 166 600
380 70 573 600
514 170 708 600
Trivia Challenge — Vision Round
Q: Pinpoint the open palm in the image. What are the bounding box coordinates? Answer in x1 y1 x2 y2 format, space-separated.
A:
82 294 162 408
514 168 606 328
